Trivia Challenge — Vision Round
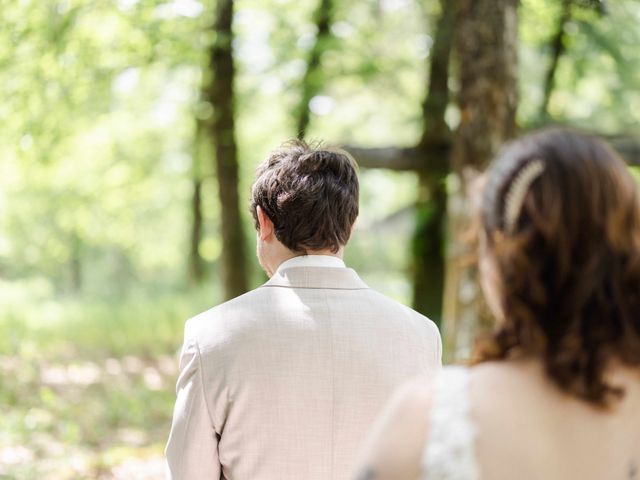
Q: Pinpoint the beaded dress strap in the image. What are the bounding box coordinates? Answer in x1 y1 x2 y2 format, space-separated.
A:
421 366 479 480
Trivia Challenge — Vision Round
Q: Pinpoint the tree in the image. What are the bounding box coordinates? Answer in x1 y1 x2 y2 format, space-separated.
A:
295 0 335 139
345 0 454 326
189 121 205 283
538 0 606 121
293 1 453 324
345 0 639 346
344 0 520 350
410 0 455 326
539 0 573 120
442 0 519 358
203 0 249 300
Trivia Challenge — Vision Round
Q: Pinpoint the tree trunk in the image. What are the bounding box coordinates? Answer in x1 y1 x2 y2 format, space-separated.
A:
450 0 518 174
69 231 82 293
411 0 455 326
539 0 572 120
204 0 249 300
188 117 206 283
296 0 334 139
411 172 447 324
189 176 204 283
443 0 518 360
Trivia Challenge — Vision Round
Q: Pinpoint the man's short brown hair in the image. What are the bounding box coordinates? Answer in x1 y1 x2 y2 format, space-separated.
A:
250 140 359 254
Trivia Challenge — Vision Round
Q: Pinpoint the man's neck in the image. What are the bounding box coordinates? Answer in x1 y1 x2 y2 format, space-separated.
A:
290 248 342 260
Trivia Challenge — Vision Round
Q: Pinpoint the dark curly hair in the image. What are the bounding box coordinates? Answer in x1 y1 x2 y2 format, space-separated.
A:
474 128 640 407
250 140 359 254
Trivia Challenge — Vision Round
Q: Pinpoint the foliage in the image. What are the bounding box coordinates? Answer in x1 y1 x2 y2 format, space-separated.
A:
1 0 205 296
2 0 640 476
4 0 637 296
519 0 640 131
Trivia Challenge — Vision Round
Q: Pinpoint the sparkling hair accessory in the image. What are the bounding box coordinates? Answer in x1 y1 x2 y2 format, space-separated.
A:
503 159 545 234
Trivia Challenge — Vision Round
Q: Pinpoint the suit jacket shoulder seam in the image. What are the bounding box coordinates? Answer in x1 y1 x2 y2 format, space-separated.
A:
194 339 217 431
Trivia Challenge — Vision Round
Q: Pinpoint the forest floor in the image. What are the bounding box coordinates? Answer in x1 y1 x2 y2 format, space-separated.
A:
0 288 213 479
1 353 173 479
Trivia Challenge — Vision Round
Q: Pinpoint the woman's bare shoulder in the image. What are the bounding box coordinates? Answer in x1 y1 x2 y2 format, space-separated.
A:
469 359 550 412
353 374 438 480
471 358 546 392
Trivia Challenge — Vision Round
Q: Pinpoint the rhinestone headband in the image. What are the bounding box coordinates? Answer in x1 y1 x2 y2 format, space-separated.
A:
503 159 545 234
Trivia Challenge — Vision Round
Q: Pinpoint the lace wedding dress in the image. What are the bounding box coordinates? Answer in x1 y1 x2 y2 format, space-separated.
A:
421 366 480 480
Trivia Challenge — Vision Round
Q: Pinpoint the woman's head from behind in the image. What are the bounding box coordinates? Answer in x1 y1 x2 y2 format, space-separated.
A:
477 128 640 407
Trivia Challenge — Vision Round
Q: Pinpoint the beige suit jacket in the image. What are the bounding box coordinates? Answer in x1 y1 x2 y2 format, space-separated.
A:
165 263 441 480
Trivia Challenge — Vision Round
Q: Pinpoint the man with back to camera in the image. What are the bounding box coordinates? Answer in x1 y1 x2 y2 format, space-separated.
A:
165 140 442 480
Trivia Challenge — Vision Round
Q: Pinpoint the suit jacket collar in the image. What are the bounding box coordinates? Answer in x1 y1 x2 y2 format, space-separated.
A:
276 255 346 271
262 266 369 290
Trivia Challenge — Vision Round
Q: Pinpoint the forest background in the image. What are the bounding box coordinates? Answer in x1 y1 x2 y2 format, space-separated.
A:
1 0 639 478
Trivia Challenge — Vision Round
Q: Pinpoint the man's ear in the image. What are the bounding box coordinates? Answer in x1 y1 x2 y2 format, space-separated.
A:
256 206 274 241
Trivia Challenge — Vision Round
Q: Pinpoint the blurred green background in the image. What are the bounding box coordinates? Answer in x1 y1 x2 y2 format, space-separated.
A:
1 0 640 478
